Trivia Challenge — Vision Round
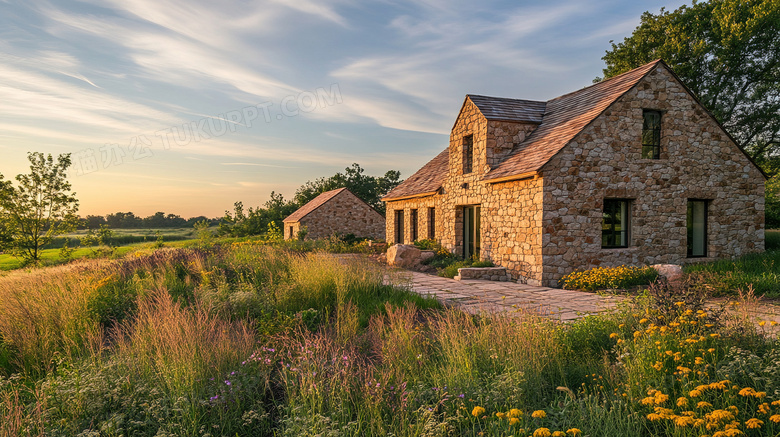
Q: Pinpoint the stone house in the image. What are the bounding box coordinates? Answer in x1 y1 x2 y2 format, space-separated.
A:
283 187 385 240
382 60 765 287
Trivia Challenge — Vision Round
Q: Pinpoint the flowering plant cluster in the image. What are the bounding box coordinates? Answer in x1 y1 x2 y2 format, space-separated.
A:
560 265 658 291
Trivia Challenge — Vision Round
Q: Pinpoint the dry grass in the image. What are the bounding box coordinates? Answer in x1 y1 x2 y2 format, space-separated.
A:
0 261 108 375
115 289 257 397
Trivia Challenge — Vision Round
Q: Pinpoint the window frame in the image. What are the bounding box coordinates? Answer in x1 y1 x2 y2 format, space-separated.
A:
428 207 436 239
410 209 418 242
394 209 405 244
642 109 662 159
462 134 474 174
601 199 631 249
687 199 708 258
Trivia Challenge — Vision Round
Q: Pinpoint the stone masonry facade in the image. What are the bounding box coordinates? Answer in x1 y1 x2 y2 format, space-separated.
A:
384 62 764 287
284 188 385 240
540 66 764 286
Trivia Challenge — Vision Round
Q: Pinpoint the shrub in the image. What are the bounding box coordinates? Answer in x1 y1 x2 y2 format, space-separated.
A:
559 265 658 291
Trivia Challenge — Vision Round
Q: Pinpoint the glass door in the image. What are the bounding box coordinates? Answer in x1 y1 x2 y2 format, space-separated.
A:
463 205 481 259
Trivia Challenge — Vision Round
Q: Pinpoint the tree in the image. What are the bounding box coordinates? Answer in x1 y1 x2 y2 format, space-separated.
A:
0 152 79 262
294 163 402 214
600 0 780 164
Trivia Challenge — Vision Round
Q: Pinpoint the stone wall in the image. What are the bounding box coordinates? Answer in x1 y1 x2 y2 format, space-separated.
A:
384 196 439 245
292 190 386 240
539 65 765 286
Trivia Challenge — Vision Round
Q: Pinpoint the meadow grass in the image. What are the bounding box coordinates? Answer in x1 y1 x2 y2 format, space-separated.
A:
1 242 779 437
684 250 780 298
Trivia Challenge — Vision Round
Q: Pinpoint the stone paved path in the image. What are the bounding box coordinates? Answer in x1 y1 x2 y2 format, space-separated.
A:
393 269 780 332
396 270 626 322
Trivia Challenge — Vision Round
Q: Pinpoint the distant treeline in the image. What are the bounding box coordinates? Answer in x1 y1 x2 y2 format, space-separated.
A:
78 212 220 230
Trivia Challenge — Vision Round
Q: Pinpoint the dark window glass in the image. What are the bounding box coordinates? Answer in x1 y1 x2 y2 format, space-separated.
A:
642 110 661 159
428 207 436 239
687 200 708 257
394 210 404 244
463 135 473 174
410 209 418 242
602 199 630 248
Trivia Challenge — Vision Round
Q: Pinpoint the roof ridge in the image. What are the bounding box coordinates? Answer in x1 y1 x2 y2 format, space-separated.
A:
546 59 662 104
283 187 349 222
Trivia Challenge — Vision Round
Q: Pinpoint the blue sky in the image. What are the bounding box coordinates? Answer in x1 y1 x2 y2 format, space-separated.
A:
0 0 687 217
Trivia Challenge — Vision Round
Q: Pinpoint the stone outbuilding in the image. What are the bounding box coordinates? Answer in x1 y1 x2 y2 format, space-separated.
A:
382 60 765 287
283 187 385 240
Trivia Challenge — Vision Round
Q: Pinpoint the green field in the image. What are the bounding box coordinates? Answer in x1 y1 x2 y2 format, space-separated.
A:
0 228 200 271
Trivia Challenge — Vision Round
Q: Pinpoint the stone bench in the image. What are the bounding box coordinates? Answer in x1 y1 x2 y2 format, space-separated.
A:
455 266 512 282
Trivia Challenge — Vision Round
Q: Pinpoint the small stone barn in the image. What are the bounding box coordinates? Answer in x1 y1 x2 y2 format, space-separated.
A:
283 187 385 240
382 59 765 287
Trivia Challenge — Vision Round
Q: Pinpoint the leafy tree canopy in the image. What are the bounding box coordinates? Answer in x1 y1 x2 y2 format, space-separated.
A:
0 152 79 262
294 163 402 215
600 0 780 169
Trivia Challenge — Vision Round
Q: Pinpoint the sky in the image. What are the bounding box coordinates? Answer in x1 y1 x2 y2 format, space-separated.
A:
0 0 689 218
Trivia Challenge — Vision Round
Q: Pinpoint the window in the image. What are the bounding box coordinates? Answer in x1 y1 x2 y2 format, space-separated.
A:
463 135 473 174
602 199 630 248
687 200 708 257
410 209 418 242
289 226 294 239
428 207 436 239
642 110 661 159
394 210 405 244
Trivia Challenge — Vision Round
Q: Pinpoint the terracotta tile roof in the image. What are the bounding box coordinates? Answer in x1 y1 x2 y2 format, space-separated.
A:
283 187 347 222
485 60 662 181
467 95 546 123
382 148 449 201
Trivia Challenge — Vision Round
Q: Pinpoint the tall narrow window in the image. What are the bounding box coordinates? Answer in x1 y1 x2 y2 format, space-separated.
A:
602 199 630 248
428 207 436 239
463 205 481 259
394 209 405 244
642 110 661 159
687 200 708 257
463 135 473 174
410 209 418 242
289 226 294 239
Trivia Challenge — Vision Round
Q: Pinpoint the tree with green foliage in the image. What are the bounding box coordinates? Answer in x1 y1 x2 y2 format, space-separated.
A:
600 0 780 163
0 152 79 262
294 163 402 215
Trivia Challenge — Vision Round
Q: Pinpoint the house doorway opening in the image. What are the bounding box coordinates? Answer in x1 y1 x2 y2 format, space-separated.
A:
462 205 481 259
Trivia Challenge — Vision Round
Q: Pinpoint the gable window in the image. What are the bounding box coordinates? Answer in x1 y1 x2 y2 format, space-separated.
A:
642 110 661 159
463 135 474 174
410 209 418 242
602 199 630 248
687 200 708 257
428 207 436 239
394 209 405 244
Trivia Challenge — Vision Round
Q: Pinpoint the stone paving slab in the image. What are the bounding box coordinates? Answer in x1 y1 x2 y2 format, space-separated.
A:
390 269 780 333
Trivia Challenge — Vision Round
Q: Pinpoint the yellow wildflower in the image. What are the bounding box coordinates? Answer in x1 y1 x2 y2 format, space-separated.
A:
745 418 762 429
698 401 713 409
769 414 780 423
566 429 582 436
552 432 566 437
508 408 523 418
532 410 547 419
758 403 770 414
471 406 486 417
533 428 552 437
677 397 689 407
509 418 520 425
609 332 619 339
689 389 703 397
495 412 506 419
